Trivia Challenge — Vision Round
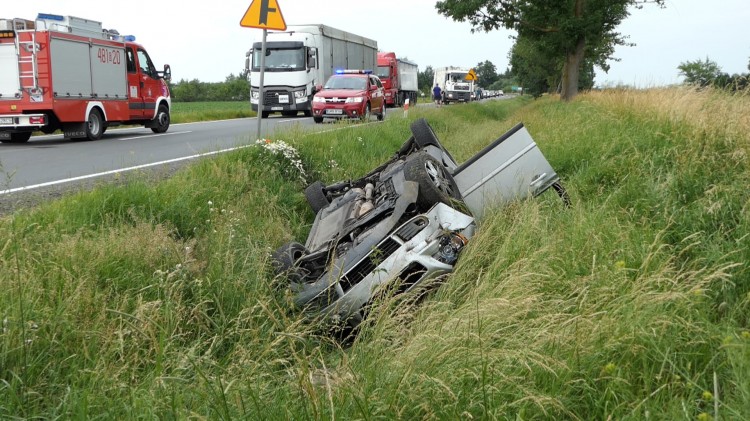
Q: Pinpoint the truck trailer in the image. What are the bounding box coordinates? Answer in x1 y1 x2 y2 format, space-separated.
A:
433 66 474 104
246 24 377 118
0 13 171 143
376 52 418 108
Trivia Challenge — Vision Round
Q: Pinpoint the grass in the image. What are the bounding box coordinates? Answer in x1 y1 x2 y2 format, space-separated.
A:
170 101 255 123
1 90 749 419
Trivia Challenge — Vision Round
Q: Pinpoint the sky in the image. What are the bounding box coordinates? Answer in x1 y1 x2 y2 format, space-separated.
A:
7 0 750 87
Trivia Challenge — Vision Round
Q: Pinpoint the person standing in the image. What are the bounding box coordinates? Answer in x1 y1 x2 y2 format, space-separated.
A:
432 83 442 107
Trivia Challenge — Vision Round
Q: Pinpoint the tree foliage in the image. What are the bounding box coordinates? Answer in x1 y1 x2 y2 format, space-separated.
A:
435 0 665 101
418 65 435 93
475 60 499 87
169 74 250 102
678 57 750 91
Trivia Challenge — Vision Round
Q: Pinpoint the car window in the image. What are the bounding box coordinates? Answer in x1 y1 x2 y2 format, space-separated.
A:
324 76 367 90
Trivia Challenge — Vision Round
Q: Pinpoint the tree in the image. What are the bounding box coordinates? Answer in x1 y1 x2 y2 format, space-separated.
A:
435 0 666 101
677 58 723 87
475 60 499 87
418 65 435 92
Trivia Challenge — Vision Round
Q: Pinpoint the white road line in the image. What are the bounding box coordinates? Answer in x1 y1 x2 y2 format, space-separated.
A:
0 144 254 196
113 130 192 141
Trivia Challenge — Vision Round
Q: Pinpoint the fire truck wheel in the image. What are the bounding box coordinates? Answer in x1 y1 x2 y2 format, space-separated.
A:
151 104 170 133
2 132 32 143
85 109 104 141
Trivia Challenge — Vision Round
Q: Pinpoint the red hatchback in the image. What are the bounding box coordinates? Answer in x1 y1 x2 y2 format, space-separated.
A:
312 70 386 123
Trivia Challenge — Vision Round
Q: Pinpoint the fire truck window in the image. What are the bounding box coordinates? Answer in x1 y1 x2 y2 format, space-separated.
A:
136 49 157 78
126 49 136 73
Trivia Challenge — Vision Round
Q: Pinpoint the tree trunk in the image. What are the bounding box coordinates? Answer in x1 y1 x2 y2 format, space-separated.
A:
561 0 586 102
560 36 586 101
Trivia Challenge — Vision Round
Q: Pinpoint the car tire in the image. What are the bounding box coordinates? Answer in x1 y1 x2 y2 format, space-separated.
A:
313 116 323 124
377 102 385 121
305 181 330 214
261 111 270 119
271 242 307 284
410 118 439 148
552 181 572 208
361 103 371 121
403 150 462 209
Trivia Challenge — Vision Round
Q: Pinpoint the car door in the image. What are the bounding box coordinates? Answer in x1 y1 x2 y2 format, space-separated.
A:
452 123 560 219
134 48 161 121
369 76 384 110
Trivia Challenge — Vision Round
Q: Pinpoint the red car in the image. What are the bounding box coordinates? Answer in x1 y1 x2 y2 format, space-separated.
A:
312 70 386 123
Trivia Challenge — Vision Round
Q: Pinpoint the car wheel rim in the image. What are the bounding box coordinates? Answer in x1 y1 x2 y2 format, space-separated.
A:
424 161 454 196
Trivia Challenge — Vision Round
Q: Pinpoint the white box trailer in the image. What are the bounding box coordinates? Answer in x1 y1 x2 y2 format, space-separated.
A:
247 24 377 118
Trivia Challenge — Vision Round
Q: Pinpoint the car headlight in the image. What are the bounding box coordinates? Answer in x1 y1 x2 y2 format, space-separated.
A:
313 96 326 103
345 97 364 103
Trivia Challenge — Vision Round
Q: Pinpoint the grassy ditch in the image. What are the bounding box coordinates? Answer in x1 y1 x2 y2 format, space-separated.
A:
170 101 255 123
1 91 749 419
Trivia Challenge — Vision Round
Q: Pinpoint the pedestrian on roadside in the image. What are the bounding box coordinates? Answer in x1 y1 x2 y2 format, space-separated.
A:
433 83 442 107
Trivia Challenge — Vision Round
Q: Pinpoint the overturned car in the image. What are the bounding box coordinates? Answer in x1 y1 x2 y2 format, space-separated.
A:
272 118 567 326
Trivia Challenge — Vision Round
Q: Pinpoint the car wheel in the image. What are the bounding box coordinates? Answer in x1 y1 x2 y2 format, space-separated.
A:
403 151 462 209
377 102 385 121
361 103 371 121
85 109 104 141
271 242 307 284
305 181 330 214
150 104 170 133
410 118 439 148
552 181 572 208
313 116 323 124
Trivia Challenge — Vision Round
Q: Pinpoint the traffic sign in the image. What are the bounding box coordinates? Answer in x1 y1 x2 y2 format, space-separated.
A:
465 68 477 81
240 0 287 31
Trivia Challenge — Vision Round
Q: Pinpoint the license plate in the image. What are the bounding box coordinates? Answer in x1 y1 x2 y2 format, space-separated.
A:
0 117 13 124
326 109 343 115
278 95 289 104
271 107 283 111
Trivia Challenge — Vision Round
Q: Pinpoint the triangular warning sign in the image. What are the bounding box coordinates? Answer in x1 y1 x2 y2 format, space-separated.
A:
240 0 287 31
465 69 477 81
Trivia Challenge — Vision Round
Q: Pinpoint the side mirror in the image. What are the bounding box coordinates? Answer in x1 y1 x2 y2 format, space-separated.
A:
315 84 323 93
161 64 171 82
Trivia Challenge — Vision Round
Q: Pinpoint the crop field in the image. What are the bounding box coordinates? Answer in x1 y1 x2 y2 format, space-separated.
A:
1 89 749 419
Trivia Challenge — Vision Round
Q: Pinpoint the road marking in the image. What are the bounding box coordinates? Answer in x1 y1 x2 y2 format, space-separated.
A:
113 130 192 141
0 143 254 196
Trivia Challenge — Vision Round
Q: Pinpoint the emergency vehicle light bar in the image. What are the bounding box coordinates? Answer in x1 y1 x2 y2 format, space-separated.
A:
0 30 14 38
37 13 65 21
335 69 373 75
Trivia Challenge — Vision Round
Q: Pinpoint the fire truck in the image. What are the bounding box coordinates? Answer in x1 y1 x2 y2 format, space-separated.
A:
0 13 171 143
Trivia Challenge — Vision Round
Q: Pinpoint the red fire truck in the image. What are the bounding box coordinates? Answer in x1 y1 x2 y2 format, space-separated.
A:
0 13 171 143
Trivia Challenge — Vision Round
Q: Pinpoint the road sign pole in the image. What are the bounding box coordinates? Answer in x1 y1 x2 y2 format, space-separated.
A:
256 29 267 141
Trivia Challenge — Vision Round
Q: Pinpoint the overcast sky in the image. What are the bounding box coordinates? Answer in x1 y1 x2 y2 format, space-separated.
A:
8 0 750 86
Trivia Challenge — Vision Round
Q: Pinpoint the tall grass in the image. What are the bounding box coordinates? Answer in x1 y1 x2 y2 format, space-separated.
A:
1 91 748 419
171 101 255 123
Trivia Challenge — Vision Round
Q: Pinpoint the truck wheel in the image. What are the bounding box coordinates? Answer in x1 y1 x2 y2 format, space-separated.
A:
261 111 270 119
410 118 439 148
85 109 104 141
2 132 32 143
403 151 462 209
151 104 170 133
304 181 330 214
313 117 323 124
303 110 312 117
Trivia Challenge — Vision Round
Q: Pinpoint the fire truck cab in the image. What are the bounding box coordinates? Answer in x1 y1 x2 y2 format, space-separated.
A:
0 13 171 143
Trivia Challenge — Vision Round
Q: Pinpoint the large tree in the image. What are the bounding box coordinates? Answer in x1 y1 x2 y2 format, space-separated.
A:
677 58 723 87
475 60 499 87
436 0 665 101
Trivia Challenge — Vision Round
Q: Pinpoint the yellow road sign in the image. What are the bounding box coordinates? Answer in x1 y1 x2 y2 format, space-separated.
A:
240 0 287 31
465 68 477 81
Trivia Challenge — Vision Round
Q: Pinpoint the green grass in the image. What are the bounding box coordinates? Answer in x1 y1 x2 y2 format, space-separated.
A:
170 101 255 123
1 91 749 419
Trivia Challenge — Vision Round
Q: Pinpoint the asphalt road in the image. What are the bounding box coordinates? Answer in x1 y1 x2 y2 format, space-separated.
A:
0 115 326 195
